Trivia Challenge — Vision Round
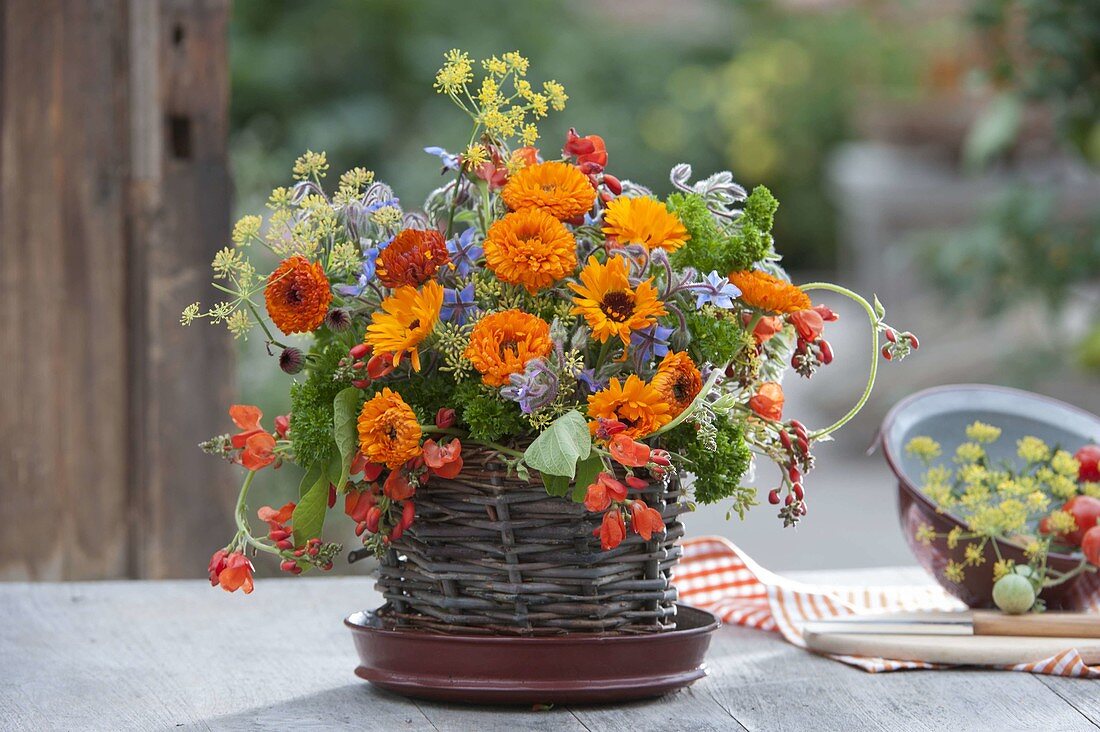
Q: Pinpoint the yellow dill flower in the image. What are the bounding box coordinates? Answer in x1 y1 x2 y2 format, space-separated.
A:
1084 482 1100 498
543 80 567 111
371 205 402 229
515 79 534 100
226 310 252 339
915 523 937 545
462 144 490 171
337 167 374 196
992 559 1015 582
435 49 473 95
958 464 989 487
968 505 1004 536
1047 509 1078 536
925 482 955 509
268 186 293 210
1049 474 1078 500
1024 540 1042 560
965 421 1002 444
905 436 942 462
1017 436 1050 463
232 215 263 247
964 542 985 566
944 561 965 583
478 77 500 109
293 150 329 180
502 51 529 75
999 499 1027 533
996 479 1027 497
954 442 985 464
960 482 991 510
946 526 963 549
925 466 952 484
1051 450 1081 477
529 93 549 118
1026 491 1050 513
483 55 507 75
520 123 539 147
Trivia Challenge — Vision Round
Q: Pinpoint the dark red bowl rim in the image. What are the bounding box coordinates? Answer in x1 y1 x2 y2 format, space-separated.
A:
345 603 720 644
880 383 1099 564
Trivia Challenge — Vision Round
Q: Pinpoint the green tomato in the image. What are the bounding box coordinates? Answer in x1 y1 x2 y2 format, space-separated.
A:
993 574 1036 615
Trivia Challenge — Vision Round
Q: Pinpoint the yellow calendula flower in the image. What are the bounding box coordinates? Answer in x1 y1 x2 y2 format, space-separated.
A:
965 421 1002 444
944 561 965 583
1017 436 1050 463
364 282 443 372
905 436 942 462
569 256 667 346
602 196 691 253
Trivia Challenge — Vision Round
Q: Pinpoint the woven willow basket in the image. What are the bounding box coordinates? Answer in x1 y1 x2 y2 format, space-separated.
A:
376 447 688 635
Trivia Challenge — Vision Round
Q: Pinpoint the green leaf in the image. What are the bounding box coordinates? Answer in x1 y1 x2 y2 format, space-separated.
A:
964 92 1022 170
292 469 330 545
332 387 360 492
523 410 591 478
542 474 570 497
571 453 605 503
298 464 324 499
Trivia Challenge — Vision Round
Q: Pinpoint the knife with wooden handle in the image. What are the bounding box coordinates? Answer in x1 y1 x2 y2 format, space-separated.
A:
801 610 1100 638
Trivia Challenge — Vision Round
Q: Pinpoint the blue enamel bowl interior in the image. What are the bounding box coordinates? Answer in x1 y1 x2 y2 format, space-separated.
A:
882 384 1100 494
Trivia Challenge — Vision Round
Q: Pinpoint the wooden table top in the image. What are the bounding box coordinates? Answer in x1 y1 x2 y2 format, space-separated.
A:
3 566 1099 731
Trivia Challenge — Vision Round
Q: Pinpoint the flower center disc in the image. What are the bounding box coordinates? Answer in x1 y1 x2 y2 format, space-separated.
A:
600 291 635 322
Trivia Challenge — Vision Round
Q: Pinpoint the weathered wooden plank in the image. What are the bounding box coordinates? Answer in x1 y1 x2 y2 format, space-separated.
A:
3 574 1097 730
126 0 237 579
0 0 131 579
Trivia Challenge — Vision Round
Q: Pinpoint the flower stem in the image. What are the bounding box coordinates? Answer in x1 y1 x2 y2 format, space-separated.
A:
799 282 881 440
420 425 526 460
650 361 729 438
233 470 279 556
245 300 290 351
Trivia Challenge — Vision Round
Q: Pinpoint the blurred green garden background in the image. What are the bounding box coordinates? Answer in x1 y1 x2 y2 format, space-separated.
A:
229 0 1100 568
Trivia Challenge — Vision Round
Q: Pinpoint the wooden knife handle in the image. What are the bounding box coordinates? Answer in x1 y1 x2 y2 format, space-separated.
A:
972 610 1100 638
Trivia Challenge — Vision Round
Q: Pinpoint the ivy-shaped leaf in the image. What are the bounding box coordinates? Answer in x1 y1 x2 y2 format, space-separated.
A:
524 410 591 479
571 453 605 503
298 463 324 499
292 469 330 545
332 387 360 493
542 474 570 497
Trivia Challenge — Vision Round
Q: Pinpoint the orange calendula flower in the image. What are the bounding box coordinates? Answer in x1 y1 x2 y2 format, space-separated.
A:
501 161 595 220
364 281 443 372
464 309 553 387
376 229 449 289
650 351 702 418
587 375 671 439
729 270 811 314
484 209 578 292
602 196 689 253
264 255 332 334
357 388 423 470
749 382 785 421
569 256 666 346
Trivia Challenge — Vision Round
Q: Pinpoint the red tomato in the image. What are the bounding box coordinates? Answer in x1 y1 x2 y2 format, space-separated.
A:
1063 495 1100 545
1083 526 1100 566
1077 444 1100 483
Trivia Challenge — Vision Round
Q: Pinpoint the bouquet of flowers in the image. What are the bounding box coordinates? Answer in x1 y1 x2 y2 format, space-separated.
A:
186 50 915 598
907 428 1100 613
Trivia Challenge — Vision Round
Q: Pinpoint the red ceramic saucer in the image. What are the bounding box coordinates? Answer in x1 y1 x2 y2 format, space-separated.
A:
346 604 720 705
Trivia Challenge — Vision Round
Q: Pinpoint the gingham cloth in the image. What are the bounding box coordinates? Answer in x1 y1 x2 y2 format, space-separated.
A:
673 536 1100 676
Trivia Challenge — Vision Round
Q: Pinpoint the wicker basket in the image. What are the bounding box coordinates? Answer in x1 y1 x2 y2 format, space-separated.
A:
376 447 688 635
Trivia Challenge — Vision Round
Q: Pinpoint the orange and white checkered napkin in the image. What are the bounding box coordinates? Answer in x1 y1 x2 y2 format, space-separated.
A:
673 536 1100 677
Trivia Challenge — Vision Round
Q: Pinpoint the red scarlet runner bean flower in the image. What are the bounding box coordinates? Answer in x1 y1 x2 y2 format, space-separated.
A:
629 500 665 541
596 509 627 550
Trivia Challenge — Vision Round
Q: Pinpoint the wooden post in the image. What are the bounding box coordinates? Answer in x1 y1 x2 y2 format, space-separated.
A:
0 0 236 580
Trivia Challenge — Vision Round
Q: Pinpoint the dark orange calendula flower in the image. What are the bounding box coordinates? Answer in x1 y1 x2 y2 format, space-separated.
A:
264 255 332 334
629 500 665 541
597 509 627 550
650 351 702 418
357 388 422 469
376 229 449 288
729 269 811 315
608 433 651 468
749 381 785 421
464 309 553 387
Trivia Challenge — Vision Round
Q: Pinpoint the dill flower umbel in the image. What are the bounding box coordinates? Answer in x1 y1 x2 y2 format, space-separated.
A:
569 256 666 346
650 351 702 418
587 375 671 439
501 161 594 220
484 209 577 293
602 196 690 253
729 270 811 314
464 309 553 387
365 281 443 371
264 255 332 335
357 388 422 469
376 229 449 289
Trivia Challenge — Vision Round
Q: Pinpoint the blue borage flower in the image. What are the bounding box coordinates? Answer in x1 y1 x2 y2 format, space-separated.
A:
335 237 393 296
441 282 477 324
424 146 460 172
695 271 741 310
630 324 674 362
500 359 559 414
447 229 483 277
